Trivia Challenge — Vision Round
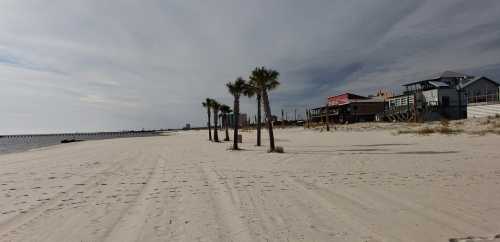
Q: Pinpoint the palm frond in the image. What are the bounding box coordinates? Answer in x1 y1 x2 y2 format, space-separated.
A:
211 100 220 109
219 104 232 114
226 77 247 97
250 66 280 91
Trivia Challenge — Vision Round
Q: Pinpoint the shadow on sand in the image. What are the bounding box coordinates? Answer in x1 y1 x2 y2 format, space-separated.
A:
352 143 414 147
284 150 459 155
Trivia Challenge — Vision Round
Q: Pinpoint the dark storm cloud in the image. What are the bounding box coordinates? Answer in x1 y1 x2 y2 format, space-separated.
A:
1 0 500 133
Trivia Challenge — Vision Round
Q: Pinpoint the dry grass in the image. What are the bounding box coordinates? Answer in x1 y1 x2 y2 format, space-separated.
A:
492 121 500 128
417 127 436 135
306 115 500 136
437 126 463 134
466 128 500 136
396 129 413 135
468 130 488 136
481 119 492 125
397 125 463 135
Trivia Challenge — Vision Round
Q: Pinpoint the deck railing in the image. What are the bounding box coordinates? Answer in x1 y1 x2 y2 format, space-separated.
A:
467 94 499 105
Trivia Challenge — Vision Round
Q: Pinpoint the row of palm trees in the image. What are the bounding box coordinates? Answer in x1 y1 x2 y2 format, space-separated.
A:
203 66 281 152
202 98 232 142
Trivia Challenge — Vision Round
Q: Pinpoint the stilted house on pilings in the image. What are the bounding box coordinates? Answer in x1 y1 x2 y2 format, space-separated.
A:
383 71 500 122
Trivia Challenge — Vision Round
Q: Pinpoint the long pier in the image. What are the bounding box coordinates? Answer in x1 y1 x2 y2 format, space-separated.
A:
0 130 160 139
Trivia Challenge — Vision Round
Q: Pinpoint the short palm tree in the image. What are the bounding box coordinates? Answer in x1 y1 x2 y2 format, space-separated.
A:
211 100 221 142
202 98 212 141
219 104 232 141
243 81 262 146
250 67 280 152
226 78 247 150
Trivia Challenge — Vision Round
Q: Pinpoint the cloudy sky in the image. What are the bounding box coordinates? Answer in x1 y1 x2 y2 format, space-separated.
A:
1 0 500 134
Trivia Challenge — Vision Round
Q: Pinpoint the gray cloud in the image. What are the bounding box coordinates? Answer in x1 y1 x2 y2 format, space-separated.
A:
1 0 500 134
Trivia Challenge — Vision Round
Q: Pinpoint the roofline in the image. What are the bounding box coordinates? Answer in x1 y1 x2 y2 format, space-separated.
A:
461 76 500 88
402 72 474 86
327 92 368 99
402 79 437 87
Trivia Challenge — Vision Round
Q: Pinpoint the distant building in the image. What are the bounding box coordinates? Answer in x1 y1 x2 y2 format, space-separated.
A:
227 113 248 128
183 123 191 130
311 93 386 123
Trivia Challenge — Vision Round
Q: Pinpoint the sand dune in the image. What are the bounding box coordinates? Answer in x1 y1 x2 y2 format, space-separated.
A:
1 129 500 241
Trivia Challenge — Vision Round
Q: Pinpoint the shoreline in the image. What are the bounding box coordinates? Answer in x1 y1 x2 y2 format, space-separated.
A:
0 131 164 156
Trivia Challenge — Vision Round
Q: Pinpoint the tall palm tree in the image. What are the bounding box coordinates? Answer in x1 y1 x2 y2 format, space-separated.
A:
202 98 212 141
243 81 262 146
219 104 232 141
211 100 221 142
226 78 247 150
250 67 280 152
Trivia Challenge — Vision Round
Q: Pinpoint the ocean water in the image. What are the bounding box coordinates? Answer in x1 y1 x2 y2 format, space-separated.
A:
0 131 160 155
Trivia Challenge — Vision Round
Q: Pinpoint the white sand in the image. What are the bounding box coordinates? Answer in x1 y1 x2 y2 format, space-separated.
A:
1 129 500 242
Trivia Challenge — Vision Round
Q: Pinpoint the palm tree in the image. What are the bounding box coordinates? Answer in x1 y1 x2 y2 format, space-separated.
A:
226 78 247 150
211 100 221 142
250 67 280 152
219 104 232 141
243 81 262 146
202 98 212 141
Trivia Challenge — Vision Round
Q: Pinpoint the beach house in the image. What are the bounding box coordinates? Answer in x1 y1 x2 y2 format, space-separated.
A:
310 93 385 123
463 76 500 118
384 71 500 121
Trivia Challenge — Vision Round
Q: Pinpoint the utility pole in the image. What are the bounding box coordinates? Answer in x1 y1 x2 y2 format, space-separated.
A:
413 91 418 122
281 109 284 128
306 108 311 128
457 81 463 119
324 104 330 131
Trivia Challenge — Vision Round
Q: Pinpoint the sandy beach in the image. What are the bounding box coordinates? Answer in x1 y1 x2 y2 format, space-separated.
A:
1 128 500 242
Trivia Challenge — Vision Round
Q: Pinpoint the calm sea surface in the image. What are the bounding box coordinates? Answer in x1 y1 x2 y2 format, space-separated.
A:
0 132 160 155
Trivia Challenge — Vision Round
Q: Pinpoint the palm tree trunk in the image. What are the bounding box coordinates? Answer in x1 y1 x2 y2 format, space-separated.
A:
262 90 275 151
233 97 240 150
224 114 230 141
207 108 212 141
256 94 262 146
213 108 219 142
